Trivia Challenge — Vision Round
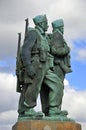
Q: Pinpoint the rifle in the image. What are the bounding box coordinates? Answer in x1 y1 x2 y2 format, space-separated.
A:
24 18 29 39
16 19 29 93
16 33 22 93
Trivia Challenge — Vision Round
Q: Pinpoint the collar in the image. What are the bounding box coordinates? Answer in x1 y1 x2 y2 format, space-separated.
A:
53 28 63 35
53 29 66 42
35 26 45 35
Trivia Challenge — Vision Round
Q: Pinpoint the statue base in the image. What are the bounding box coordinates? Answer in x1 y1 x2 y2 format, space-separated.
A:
12 120 82 130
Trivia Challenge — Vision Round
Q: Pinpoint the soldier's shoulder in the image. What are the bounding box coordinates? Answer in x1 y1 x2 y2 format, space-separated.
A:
27 27 37 35
27 27 36 32
27 27 34 31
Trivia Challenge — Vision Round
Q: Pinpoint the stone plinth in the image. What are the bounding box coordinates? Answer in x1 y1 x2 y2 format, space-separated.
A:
12 120 82 130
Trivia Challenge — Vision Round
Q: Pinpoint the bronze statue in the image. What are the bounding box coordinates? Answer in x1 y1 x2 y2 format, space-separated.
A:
50 19 72 112
51 19 72 81
16 15 74 122
40 19 73 119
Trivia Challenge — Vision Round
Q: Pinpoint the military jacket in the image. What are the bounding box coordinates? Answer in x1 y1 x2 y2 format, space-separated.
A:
21 27 54 83
51 30 70 57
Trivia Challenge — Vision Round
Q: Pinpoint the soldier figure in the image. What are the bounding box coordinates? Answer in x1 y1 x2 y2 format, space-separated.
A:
48 19 72 111
40 19 72 118
18 15 64 119
16 15 74 122
51 19 72 82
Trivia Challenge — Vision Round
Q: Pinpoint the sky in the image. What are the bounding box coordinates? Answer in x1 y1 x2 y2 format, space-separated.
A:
0 0 86 130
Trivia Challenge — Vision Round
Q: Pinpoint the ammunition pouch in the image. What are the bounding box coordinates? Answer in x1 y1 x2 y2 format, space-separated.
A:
31 51 39 55
39 50 47 62
47 53 54 68
19 69 24 82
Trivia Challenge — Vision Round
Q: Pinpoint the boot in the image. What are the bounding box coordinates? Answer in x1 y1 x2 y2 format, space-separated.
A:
49 107 61 117
24 101 44 117
24 108 43 117
49 107 68 117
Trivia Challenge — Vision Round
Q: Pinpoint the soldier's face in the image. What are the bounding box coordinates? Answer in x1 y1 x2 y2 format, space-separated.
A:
41 21 49 32
59 26 64 34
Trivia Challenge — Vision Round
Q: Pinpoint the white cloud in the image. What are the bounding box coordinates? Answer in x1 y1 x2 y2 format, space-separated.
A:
76 49 86 61
62 79 86 130
47 0 86 35
0 73 86 130
35 79 86 130
0 110 18 125
0 73 19 130
0 110 18 130
0 0 86 63
0 0 86 130
1 0 86 64
0 73 19 112
71 48 86 63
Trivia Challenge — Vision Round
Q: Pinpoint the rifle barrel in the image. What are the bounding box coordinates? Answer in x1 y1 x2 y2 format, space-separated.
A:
17 33 21 57
25 18 29 37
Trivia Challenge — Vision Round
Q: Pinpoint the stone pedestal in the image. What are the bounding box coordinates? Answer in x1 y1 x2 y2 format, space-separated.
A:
12 120 82 130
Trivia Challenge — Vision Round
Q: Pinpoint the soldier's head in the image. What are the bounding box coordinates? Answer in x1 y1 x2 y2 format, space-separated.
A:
52 19 64 34
33 14 48 32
